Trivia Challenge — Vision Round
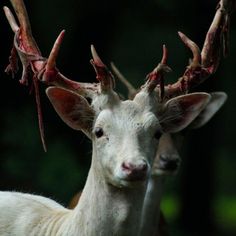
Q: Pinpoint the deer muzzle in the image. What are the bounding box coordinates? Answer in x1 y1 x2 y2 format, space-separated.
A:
121 160 149 182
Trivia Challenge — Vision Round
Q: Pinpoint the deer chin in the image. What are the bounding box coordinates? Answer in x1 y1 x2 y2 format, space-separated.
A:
113 178 147 188
107 172 148 188
151 167 179 177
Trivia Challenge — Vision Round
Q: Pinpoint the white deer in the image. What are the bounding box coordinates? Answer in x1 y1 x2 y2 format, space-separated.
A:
140 92 227 236
110 0 233 233
112 62 228 236
0 50 209 236
1 0 232 235
0 1 212 235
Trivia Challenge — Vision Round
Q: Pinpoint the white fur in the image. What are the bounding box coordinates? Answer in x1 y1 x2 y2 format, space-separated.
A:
139 93 227 236
0 88 211 235
139 133 180 236
0 99 159 236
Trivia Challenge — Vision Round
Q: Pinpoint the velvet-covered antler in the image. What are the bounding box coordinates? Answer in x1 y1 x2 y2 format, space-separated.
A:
112 0 235 101
164 0 235 97
4 0 114 151
4 0 235 151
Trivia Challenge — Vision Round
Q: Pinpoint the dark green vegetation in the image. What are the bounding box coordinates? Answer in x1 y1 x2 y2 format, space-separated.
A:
0 0 235 235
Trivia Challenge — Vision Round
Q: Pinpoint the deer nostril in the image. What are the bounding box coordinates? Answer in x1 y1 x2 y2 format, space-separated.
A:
165 160 178 171
121 161 148 181
139 162 148 172
121 162 134 172
159 154 180 171
159 154 167 162
122 161 147 172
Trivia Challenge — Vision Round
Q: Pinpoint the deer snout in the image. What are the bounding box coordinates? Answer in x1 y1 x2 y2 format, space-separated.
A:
121 160 148 181
159 154 180 172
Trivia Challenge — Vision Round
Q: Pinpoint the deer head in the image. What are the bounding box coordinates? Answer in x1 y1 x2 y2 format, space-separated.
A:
111 60 228 178
45 46 210 187
110 0 232 177
151 91 227 176
4 0 228 187
3 1 234 236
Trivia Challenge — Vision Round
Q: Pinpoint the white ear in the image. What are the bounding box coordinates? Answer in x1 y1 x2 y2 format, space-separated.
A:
46 87 95 137
189 92 227 129
159 93 211 133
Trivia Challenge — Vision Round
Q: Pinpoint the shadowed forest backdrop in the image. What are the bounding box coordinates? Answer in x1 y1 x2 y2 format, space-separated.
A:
0 0 235 236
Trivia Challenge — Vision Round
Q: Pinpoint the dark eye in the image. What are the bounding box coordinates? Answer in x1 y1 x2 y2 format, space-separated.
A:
94 127 104 138
154 130 162 140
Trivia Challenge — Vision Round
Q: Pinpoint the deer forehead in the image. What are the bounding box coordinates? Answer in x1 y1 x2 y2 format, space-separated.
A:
94 100 160 133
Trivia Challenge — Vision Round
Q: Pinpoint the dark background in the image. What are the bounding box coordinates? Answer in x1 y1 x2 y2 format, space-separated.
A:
0 0 235 236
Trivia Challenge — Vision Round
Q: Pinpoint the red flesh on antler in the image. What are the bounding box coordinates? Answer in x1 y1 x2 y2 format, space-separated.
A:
146 45 172 100
113 0 235 101
3 0 235 151
164 0 235 98
3 1 100 151
90 45 114 91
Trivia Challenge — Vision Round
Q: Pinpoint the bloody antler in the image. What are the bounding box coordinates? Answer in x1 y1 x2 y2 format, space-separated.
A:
145 45 172 100
114 0 235 99
3 0 235 150
164 0 235 98
111 45 172 101
3 0 109 151
111 62 137 99
90 45 115 91
4 1 47 151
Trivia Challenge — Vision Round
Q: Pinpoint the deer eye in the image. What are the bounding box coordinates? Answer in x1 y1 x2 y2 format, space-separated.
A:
154 130 162 140
94 127 104 138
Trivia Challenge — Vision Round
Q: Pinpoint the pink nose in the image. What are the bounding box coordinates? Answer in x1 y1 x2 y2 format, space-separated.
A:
121 161 148 181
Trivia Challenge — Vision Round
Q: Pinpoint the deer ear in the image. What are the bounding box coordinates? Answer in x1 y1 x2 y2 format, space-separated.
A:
188 92 227 129
159 93 211 133
46 87 95 137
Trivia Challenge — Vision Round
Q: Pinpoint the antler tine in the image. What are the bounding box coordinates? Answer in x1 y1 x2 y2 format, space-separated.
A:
46 30 65 72
4 1 101 151
201 0 235 73
5 1 101 96
112 45 170 101
146 45 172 98
9 0 40 55
161 44 168 64
3 6 19 33
91 44 105 68
10 0 30 32
165 0 235 98
90 45 115 92
3 6 20 77
178 31 201 67
110 62 137 99
37 31 98 98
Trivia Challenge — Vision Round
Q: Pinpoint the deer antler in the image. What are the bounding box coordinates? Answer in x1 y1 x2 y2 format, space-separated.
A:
111 45 172 101
145 45 172 100
90 45 115 91
113 0 235 100
164 0 235 98
4 1 47 150
111 62 137 99
3 0 110 151
4 0 235 151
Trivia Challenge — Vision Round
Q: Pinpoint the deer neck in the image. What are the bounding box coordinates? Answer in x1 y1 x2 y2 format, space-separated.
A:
139 175 166 236
72 151 147 236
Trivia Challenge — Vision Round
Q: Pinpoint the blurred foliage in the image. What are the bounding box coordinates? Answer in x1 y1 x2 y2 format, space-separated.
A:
0 0 236 235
